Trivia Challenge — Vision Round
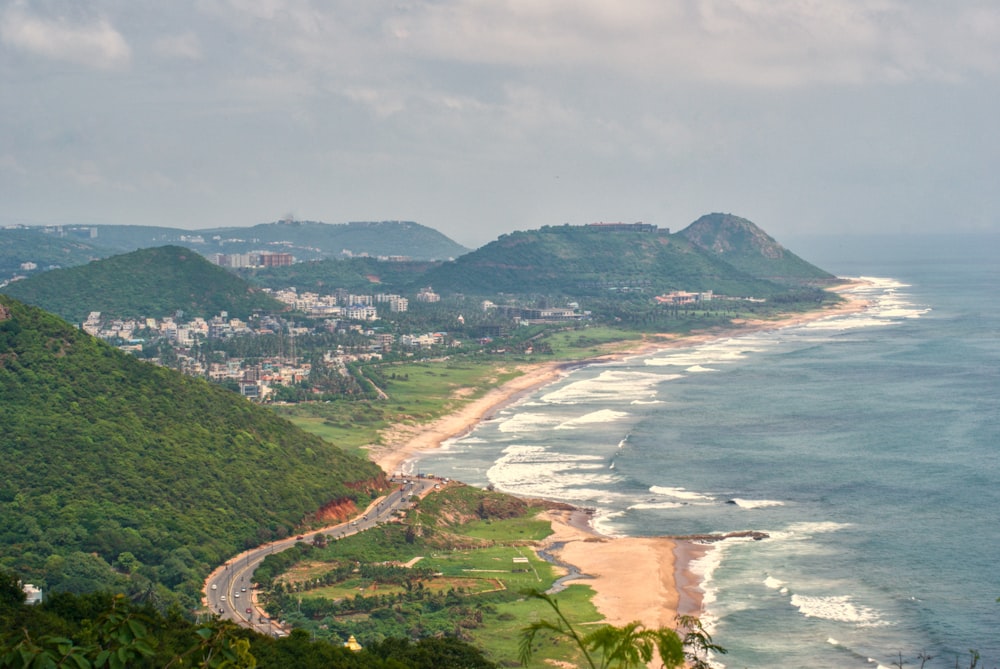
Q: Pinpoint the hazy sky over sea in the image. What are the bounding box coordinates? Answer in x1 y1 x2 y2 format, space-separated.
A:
2 1 998 248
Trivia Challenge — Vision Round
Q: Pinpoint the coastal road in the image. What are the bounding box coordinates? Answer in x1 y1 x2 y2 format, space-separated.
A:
203 477 441 635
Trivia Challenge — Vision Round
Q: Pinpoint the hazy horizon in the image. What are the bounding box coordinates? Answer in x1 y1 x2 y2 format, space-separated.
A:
3 2 999 248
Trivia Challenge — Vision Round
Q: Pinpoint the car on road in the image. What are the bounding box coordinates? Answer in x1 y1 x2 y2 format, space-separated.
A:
211 584 217 590
241 587 246 592
234 593 239 598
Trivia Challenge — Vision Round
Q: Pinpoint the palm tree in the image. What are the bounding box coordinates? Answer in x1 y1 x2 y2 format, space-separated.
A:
518 590 688 669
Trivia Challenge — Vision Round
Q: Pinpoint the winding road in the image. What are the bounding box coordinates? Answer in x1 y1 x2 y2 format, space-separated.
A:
202 476 441 636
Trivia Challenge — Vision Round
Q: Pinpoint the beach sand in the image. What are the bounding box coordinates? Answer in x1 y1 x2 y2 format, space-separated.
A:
539 509 686 629
369 281 871 631
369 361 571 476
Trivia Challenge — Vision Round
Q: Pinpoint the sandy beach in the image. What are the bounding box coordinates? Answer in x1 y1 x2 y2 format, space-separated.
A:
370 282 871 631
370 360 572 476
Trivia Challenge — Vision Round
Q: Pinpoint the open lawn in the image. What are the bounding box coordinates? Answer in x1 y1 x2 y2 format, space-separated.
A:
273 360 522 457
307 575 501 601
475 583 604 668
459 515 553 542
539 325 645 359
420 545 554 591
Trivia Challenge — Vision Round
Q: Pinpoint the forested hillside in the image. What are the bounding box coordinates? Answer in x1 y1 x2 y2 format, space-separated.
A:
1 245 283 322
677 213 836 285
57 220 470 262
0 227 105 279
421 223 786 298
0 296 385 609
0 578 498 668
242 256 437 293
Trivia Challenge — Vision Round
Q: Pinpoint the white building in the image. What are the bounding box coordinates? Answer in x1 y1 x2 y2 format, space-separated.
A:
22 583 42 605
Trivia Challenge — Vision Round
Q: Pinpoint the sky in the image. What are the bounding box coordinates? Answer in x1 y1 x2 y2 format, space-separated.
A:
2 1 999 249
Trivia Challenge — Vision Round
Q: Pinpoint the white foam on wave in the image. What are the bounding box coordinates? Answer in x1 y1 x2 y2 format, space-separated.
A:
649 485 715 502
763 575 786 592
591 509 627 537
644 337 776 369
790 594 887 627
628 500 686 510
486 444 623 502
497 412 562 433
786 520 853 534
630 399 664 405
810 276 931 331
729 498 785 509
540 369 674 405
851 276 910 291
803 315 898 331
686 364 718 373
452 436 486 445
879 301 931 319
688 544 723 598
555 409 630 429
689 539 748 624
764 521 853 545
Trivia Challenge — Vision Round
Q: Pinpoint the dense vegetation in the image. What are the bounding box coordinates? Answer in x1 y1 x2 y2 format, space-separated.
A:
677 213 835 284
420 218 835 300
249 483 600 665
48 220 471 263
0 570 497 668
207 220 469 261
0 228 104 279
0 214 847 662
0 296 385 610
1 246 283 322
240 257 438 293
4 215 841 332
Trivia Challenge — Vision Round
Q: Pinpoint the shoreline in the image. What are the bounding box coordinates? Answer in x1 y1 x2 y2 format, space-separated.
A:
370 281 872 629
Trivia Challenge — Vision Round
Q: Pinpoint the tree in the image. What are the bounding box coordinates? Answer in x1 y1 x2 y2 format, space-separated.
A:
0 592 256 669
518 590 688 669
675 615 727 669
114 552 139 574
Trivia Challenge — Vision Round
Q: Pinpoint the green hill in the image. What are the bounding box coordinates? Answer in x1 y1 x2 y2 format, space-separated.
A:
0 295 385 608
1 245 284 322
242 256 438 293
0 227 106 280
676 213 836 285
419 221 796 298
58 220 470 262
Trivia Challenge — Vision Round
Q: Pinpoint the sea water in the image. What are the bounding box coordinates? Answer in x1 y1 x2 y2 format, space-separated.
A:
415 234 1000 668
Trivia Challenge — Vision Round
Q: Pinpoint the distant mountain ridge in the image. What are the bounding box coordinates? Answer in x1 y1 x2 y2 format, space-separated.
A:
677 213 835 284
3 214 836 320
0 227 105 279
1 245 284 322
419 216 834 298
0 295 385 607
45 220 470 262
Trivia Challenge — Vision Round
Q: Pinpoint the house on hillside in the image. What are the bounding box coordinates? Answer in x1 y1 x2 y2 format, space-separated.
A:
22 583 42 605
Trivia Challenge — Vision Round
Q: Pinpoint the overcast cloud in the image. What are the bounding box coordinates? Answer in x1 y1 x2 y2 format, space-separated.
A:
2 0 998 247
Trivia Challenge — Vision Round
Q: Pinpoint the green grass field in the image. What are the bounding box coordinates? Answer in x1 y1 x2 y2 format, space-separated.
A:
259 484 609 667
273 359 522 458
475 583 603 667
538 325 645 359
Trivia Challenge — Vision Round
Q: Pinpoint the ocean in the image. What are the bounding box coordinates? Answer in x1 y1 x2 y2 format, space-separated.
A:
414 234 1000 668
